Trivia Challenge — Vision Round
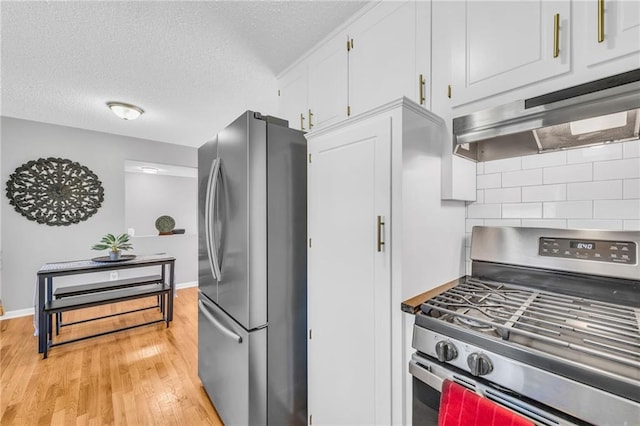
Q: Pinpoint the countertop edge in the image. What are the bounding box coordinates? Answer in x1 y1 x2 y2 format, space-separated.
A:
401 276 466 315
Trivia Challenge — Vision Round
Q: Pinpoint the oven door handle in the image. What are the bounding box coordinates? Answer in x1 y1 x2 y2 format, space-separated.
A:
409 359 444 392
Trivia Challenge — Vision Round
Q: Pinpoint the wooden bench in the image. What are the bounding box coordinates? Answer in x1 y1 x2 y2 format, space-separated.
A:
53 275 164 335
43 279 171 359
54 275 163 298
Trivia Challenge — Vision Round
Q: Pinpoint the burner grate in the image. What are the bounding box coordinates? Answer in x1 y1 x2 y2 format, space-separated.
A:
422 278 640 370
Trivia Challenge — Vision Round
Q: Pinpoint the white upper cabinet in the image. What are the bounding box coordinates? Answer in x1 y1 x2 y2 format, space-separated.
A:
431 1 478 201
349 1 430 115
277 1 431 134
449 0 571 107
278 66 308 132
579 0 640 68
307 32 349 130
278 30 348 133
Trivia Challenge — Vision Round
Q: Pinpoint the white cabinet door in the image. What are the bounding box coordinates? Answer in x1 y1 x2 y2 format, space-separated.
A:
449 0 571 106
416 0 431 109
308 34 349 130
583 0 640 66
431 1 477 201
307 116 391 425
278 66 308 132
349 1 424 116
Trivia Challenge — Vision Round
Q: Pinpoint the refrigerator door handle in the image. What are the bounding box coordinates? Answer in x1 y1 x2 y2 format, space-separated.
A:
198 299 243 344
204 157 223 280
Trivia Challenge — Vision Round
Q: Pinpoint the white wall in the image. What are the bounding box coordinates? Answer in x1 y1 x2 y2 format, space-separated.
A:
0 125 3 306
125 172 197 237
1 117 198 314
465 139 640 273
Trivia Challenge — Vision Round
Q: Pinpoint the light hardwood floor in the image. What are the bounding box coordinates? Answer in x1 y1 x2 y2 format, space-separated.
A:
0 287 223 425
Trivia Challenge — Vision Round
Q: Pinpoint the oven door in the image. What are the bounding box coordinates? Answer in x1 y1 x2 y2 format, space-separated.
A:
411 362 441 426
409 353 581 426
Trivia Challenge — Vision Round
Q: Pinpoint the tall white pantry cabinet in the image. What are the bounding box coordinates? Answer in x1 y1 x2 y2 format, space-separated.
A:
306 98 466 425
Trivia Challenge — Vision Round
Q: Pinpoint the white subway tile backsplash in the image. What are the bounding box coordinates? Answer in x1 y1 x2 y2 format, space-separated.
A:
623 140 640 158
594 199 640 219
522 184 566 202
467 204 501 218
567 143 622 164
624 179 640 199
477 173 501 189
521 219 567 228
466 219 484 232
522 151 566 169
567 219 623 230
484 219 522 227
594 158 640 180
567 180 622 200
623 220 640 230
502 203 542 218
502 169 542 187
544 201 593 218
484 157 522 173
484 187 521 204
466 145 639 264
543 163 592 184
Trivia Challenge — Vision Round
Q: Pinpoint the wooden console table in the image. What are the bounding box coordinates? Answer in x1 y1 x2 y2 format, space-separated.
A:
36 254 175 358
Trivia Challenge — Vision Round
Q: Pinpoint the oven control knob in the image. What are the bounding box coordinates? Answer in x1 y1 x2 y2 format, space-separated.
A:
467 353 493 376
435 341 458 362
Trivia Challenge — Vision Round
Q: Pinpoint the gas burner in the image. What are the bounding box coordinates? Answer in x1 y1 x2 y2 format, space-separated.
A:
427 295 511 336
453 316 496 333
454 315 495 331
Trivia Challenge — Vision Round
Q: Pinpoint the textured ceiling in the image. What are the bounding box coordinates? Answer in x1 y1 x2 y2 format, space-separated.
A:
1 1 369 147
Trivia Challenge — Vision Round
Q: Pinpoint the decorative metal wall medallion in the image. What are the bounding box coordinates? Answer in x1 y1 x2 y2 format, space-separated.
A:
5 157 105 226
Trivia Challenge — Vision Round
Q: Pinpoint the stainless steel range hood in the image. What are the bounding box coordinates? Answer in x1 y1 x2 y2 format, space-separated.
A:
453 69 640 162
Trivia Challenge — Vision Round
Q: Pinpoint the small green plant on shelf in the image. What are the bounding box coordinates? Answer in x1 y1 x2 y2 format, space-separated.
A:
91 233 133 260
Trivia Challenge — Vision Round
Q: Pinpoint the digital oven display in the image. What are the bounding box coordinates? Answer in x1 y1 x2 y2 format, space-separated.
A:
570 241 596 250
540 237 637 264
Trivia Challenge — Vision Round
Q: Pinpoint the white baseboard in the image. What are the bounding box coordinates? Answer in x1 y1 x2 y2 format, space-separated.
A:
0 281 199 321
0 307 34 320
175 281 198 290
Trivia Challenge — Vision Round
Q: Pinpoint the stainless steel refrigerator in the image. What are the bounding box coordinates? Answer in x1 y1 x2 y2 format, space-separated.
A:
197 111 307 425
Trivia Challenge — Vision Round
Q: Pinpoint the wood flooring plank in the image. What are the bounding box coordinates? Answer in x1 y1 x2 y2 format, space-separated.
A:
0 287 222 425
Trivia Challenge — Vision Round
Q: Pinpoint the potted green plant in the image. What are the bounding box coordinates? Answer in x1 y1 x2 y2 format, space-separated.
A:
92 233 133 260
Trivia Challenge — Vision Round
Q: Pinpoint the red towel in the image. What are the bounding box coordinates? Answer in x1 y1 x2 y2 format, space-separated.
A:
438 379 534 426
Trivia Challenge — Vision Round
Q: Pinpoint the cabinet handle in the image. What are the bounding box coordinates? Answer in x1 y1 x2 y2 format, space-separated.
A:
308 109 314 129
553 13 560 58
300 113 306 131
377 215 385 252
598 0 605 43
419 74 426 105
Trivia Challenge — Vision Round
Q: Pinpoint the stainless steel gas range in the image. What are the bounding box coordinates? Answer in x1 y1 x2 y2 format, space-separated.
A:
410 226 640 426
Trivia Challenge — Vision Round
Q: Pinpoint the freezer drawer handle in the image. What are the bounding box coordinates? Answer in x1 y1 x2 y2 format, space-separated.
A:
198 299 243 344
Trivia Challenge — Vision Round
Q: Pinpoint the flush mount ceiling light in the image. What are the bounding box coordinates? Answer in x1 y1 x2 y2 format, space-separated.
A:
107 102 144 120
